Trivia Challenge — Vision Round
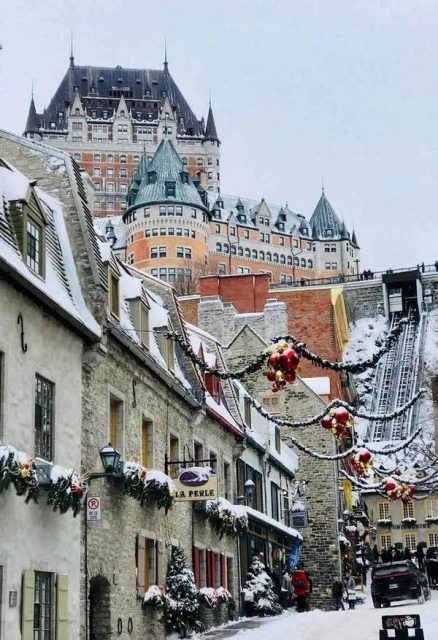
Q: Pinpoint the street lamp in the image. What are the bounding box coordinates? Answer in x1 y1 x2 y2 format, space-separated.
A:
244 478 255 507
99 443 122 474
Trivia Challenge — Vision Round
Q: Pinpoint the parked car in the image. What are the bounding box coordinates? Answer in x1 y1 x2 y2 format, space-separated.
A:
425 546 438 588
371 560 431 608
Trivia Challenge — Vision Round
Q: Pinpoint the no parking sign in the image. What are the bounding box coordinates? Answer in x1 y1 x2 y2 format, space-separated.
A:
87 496 101 521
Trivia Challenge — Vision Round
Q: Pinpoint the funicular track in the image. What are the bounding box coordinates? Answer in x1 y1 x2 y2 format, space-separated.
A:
367 311 425 442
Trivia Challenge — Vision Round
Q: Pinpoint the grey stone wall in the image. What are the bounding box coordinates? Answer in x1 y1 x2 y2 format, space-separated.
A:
343 281 385 323
82 335 240 640
215 320 341 609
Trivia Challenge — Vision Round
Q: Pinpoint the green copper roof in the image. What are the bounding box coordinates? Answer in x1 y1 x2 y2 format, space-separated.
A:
132 139 206 210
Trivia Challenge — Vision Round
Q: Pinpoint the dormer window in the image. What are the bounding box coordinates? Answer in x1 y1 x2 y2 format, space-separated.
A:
147 171 157 184
165 181 176 197
109 270 120 319
180 171 189 184
325 229 333 237
26 220 42 274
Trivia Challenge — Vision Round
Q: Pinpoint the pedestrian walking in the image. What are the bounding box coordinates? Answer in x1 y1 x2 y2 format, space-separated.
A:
345 574 356 610
332 577 345 610
281 569 294 608
416 543 425 572
403 546 412 560
372 545 380 564
291 564 311 612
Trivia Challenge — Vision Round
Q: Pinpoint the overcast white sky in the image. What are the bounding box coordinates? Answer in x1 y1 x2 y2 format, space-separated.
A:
0 0 437 271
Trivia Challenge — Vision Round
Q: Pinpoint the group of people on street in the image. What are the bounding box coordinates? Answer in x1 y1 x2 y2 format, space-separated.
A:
280 564 313 612
332 575 357 610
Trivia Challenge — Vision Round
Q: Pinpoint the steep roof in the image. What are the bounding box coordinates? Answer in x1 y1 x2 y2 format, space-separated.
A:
204 103 219 142
131 139 206 210
28 64 204 136
24 95 41 134
309 190 344 240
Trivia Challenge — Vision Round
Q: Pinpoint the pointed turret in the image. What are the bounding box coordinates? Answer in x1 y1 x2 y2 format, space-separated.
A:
23 93 40 136
115 94 130 118
352 229 359 248
204 100 219 142
309 188 343 240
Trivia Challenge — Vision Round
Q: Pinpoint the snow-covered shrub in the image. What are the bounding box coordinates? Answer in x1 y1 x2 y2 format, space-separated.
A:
242 556 282 617
206 497 248 538
165 546 203 634
143 585 169 618
123 463 174 512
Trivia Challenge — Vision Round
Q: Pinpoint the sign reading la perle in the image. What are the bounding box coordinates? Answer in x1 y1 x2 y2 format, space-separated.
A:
173 467 218 501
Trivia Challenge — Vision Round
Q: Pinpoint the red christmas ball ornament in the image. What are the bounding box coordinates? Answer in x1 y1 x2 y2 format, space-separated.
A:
358 449 371 463
284 371 296 384
268 353 280 368
140 468 147 479
281 347 300 370
272 384 279 393
73 485 83 497
385 479 397 492
334 407 350 425
23 463 30 470
321 415 333 430
266 369 276 382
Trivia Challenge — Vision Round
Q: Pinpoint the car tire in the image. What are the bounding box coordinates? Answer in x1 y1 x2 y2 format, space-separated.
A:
417 587 425 604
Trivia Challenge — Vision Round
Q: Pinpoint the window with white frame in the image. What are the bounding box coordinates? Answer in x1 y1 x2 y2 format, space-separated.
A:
35 375 54 461
378 502 390 520
404 533 417 552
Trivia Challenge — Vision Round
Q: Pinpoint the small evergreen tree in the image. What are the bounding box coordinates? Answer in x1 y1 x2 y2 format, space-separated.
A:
242 556 282 616
165 546 202 634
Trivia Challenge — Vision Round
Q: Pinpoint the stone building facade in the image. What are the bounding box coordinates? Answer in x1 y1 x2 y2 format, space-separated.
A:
0 138 101 639
0 131 248 639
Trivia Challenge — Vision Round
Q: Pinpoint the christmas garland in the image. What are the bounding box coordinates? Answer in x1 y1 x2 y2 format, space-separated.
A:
165 318 406 379
0 445 86 515
0 446 39 503
247 389 425 428
205 498 248 538
123 464 174 513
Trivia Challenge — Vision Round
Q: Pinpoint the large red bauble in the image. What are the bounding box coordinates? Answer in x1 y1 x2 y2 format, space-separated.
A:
280 347 300 370
73 486 83 496
268 353 280 368
321 415 333 430
334 407 350 425
266 369 276 382
284 371 296 383
359 450 371 463
385 480 396 491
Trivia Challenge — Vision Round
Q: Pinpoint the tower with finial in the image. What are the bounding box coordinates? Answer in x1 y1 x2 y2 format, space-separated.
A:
202 93 221 192
69 32 75 69
164 37 168 74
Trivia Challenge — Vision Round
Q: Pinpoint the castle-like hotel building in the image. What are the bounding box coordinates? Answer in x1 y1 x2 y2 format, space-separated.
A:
24 53 360 285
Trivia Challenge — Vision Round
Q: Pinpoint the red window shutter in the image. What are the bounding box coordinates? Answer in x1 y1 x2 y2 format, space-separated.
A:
207 550 214 588
220 553 226 588
193 547 201 588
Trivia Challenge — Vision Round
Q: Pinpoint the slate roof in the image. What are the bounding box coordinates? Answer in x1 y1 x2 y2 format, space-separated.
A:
309 190 348 240
130 139 206 210
25 63 204 136
0 159 100 340
204 103 219 142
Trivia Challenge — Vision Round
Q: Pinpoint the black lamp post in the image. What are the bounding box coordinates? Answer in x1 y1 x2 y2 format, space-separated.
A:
244 479 255 507
99 443 122 474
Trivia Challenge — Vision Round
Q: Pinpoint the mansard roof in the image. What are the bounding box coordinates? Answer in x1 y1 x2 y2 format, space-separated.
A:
204 103 219 142
27 64 204 135
130 139 206 210
309 190 344 240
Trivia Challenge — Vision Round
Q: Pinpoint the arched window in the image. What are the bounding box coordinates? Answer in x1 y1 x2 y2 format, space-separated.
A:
238 246 243 256
266 252 272 262
294 257 299 266
215 242 222 252
287 256 292 266
223 243 229 254
280 254 286 264
259 250 265 261
273 253 279 263
307 259 313 269
252 249 258 259
197 158 204 166
300 258 306 267
245 248 250 258
231 245 237 255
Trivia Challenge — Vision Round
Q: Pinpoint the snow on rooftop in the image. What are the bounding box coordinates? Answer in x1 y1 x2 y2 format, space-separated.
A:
302 376 330 395
244 505 302 540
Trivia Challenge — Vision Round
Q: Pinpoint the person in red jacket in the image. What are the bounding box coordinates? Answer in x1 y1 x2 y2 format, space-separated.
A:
291 564 311 612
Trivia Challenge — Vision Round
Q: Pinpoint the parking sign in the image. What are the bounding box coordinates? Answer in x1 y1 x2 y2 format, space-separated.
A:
87 496 101 521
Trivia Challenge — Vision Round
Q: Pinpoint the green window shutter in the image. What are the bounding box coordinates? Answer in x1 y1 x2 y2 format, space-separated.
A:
21 570 35 640
56 574 69 640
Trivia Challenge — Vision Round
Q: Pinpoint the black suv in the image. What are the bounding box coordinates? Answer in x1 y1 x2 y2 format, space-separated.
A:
371 561 431 608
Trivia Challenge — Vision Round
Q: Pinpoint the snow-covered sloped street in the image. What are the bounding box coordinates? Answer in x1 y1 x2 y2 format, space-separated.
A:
202 591 438 640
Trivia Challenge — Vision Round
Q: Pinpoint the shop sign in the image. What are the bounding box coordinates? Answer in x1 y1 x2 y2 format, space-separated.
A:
173 467 218 501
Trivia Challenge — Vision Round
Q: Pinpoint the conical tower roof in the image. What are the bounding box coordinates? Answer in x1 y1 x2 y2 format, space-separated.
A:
204 102 219 142
23 95 40 135
309 190 343 240
352 229 359 248
131 139 206 210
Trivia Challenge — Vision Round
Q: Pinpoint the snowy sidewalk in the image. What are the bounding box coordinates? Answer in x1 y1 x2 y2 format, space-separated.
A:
200 617 270 640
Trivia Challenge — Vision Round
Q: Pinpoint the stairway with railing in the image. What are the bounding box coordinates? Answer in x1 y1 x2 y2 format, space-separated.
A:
367 311 425 442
